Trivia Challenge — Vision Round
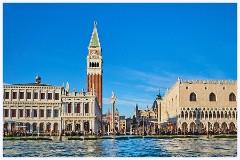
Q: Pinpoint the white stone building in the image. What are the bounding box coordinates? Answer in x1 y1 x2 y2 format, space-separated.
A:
156 78 237 134
3 75 102 135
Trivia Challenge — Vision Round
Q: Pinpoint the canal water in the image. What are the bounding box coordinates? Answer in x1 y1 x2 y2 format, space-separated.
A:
3 136 237 157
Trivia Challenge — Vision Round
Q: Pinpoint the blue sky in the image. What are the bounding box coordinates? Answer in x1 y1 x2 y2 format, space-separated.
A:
3 3 237 117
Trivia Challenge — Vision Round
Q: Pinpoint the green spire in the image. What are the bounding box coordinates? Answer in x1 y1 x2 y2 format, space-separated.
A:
89 21 100 47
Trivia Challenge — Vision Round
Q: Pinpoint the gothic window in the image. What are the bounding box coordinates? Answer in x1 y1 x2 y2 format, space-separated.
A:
201 111 204 119
209 93 216 101
189 111 192 119
209 111 212 118
181 111 184 118
205 111 208 119
193 111 196 119
185 111 188 120
190 92 196 101
89 62 91 67
229 93 236 101
217 111 220 118
97 62 99 67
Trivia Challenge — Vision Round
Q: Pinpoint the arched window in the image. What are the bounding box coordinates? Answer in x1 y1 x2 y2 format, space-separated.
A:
190 92 196 101
213 111 216 118
229 93 236 101
181 111 184 118
209 93 216 101
97 62 99 67
89 62 91 67
209 111 212 119
92 62 95 67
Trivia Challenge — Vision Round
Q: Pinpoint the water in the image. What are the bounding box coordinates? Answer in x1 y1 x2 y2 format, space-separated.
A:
3 137 237 157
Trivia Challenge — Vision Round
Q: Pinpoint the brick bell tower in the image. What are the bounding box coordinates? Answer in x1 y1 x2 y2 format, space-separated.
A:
87 21 103 111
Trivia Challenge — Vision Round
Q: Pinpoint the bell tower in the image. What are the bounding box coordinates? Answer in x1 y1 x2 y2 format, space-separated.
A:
87 21 103 111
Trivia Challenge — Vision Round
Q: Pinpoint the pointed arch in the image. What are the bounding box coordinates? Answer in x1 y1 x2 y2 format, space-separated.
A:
229 93 236 101
213 111 216 119
181 111 184 118
190 92 196 101
209 111 212 119
189 111 193 119
190 122 196 132
201 111 204 120
209 92 216 101
229 122 236 132
205 111 208 119
185 111 188 120
232 111 235 118
217 111 220 119
228 111 231 118
225 111 228 119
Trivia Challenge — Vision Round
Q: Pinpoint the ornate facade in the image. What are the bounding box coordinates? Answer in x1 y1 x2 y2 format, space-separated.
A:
3 76 62 136
3 76 102 136
156 78 237 134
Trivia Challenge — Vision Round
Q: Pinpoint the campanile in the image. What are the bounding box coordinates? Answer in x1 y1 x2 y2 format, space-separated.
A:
86 21 103 111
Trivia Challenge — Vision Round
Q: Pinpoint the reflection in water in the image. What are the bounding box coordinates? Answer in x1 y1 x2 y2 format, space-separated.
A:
3 137 237 157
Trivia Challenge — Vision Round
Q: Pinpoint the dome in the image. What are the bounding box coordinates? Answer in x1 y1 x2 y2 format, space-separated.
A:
35 74 41 84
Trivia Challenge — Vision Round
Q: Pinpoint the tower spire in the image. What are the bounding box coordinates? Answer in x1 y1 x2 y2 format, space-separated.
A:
89 21 101 48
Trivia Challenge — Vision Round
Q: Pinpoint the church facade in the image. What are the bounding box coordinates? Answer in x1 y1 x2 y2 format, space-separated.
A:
3 22 103 136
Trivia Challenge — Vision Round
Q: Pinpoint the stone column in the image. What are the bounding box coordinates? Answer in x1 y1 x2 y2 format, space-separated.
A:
82 102 85 116
51 107 54 118
32 89 34 101
72 121 75 131
10 89 12 101
81 121 84 131
30 123 33 132
38 106 40 119
25 89 27 101
110 92 116 134
38 89 41 100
